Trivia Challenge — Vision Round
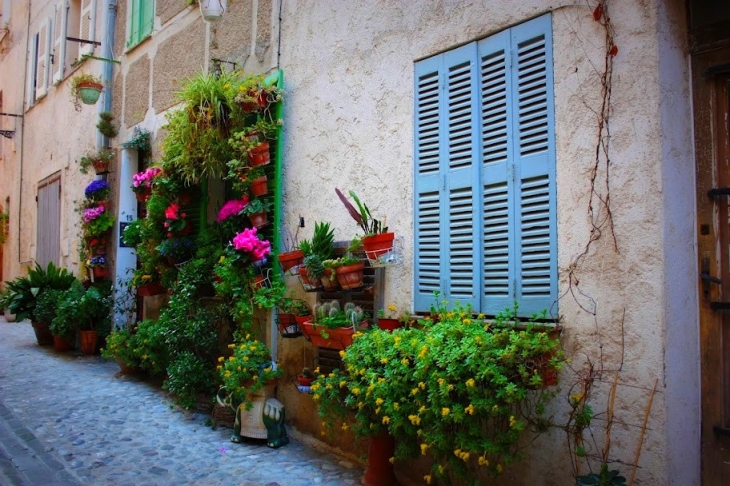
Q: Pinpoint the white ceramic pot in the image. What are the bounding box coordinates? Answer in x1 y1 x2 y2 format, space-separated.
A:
3 309 16 322
199 0 227 22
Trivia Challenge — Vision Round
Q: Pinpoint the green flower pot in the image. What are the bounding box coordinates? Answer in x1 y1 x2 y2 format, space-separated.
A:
78 82 103 105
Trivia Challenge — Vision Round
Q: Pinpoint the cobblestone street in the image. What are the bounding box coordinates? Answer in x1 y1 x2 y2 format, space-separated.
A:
0 318 363 486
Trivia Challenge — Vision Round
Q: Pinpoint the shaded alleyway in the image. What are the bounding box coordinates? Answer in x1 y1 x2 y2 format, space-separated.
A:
0 318 363 486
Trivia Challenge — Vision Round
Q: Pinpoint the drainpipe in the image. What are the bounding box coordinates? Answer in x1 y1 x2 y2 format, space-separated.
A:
17 0 33 265
96 0 116 150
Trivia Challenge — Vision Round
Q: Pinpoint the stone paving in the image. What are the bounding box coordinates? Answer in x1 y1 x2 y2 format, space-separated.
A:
0 318 364 485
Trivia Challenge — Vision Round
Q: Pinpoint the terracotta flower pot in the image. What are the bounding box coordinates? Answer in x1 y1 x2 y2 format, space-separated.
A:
294 315 312 326
296 374 316 387
93 158 110 174
335 261 365 290
31 321 54 346
277 249 304 272
362 232 395 261
248 211 268 228
298 266 321 291
377 318 402 332
137 282 166 297
80 330 98 355
361 433 398 486
320 269 339 292
277 313 301 337
135 187 151 202
53 335 75 352
250 176 268 197
248 142 271 167
91 266 109 280
300 321 355 350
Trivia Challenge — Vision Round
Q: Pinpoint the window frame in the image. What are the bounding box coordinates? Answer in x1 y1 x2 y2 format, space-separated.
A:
126 0 154 50
412 13 558 318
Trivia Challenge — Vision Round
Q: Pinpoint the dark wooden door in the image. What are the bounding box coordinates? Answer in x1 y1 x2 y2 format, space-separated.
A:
696 67 730 486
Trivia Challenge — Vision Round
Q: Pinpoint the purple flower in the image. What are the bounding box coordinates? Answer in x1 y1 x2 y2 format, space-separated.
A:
85 179 109 199
83 205 106 223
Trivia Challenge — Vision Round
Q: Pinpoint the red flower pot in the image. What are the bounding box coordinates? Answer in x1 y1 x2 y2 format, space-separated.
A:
137 282 166 297
248 211 268 228
93 158 110 174
377 318 402 332
362 433 398 486
91 266 109 280
335 261 365 290
80 330 98 355
298 266 321 291
362 232 395 261
294 315 312 326
135 187 151 202
250 176 268 197
53 335 74 352
300 321 354 350
248 142 271 167
296 374 316 387
277 249 304 272
31 321 54 346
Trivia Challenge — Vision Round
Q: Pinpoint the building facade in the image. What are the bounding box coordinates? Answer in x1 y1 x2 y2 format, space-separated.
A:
2 0 730 484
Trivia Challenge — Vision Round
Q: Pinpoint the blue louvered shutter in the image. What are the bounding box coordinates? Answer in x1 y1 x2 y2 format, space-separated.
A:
509 14 557 316
478 29 514 316
442 44 480 309
414 44 480 311
413 56 443 311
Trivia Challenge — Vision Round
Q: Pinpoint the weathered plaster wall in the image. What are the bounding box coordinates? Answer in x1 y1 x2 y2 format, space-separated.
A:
1 0 109 280
277 0 697 484
0 0 30 282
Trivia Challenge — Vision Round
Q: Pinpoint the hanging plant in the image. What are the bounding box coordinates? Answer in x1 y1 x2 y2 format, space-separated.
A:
70 73 103 110
96 112 118 138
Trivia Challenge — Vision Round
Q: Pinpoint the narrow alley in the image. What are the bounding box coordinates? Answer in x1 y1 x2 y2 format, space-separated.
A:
0 318 363 486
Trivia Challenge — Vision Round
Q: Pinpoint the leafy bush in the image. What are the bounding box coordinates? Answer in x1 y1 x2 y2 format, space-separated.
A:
101 327 140 368
5 262 76 321
217 337 282 408
164 351 216 410
312 301 562 484
33 289 63 324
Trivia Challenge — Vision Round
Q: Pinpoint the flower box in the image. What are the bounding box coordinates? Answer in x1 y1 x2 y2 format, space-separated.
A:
300 321 355 351
277 249 303 272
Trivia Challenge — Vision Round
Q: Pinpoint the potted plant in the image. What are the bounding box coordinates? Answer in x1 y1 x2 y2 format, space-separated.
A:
198 0 228 22
50 283 86 351
84 179 111 204
312 301 563 485
70 73 104 108
233 75 283 113
332 255 365 290
297 367 317 387
276 295 309 338
33 289 71 351
79 148 115 175
376 304 411 332
163 202 190 237
157 237 196 265
300 221 335 287
101 327 141 373
229 119 280 167
242 198 273 228
76 283 113 355
231 227 272 264
132 167 162 202
3 262 76 345
216 337 283 443
336 188 395 262
321 259 342 291
83 205 115 238
86 255 109 280
301 301 365 350
96 111 118 138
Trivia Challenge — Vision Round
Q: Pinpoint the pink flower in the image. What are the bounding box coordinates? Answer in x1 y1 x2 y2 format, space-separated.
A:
132 167 162 188
83 205 105 223
165 203 180 220
217 197 249 223
232 227 271 262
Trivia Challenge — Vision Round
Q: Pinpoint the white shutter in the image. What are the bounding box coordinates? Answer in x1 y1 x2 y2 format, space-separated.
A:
53 0 69 84
79 0 96 56
35 19 52 99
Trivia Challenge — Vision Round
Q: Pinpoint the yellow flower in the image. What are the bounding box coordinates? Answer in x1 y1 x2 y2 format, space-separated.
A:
339 381 346 388
375 407 381 415
326 384 332 390
310 383 321 391
442 407 450 416
497 464 503 473
352 387 361 395
401 358 409 366
460 451 470 461
389 457 395 464
465 404 475 415
420 443 428 455
478 456 489 466
462 318 472 325
466 378 475 387
393 403 399 410
376 398 384 406
341 423 348 431
419 405 426 414
437 377 445 386
218 356 225 362
223 83 231 89
238 86 245 91
382 416 390 424
418 346 428 358
418 381 426 389
394 336 402 343
423 475 432 484
411 388 419 396
227 344 235 349
380 358 388 364
229 356 235 361
387 304 397 313
357 402 364 410
339 350 346 358
509 416 518 427
447 384 454 391
408 414 421 425
314 367 320 374
454 449 461 457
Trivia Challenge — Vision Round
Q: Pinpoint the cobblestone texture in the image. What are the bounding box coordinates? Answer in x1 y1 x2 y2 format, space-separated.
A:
0 318 364 485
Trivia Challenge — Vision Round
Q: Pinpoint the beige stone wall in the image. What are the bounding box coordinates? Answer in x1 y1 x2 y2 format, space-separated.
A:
276 0 697 484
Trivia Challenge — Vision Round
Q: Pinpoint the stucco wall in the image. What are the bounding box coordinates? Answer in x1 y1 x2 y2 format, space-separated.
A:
277 0 697 484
